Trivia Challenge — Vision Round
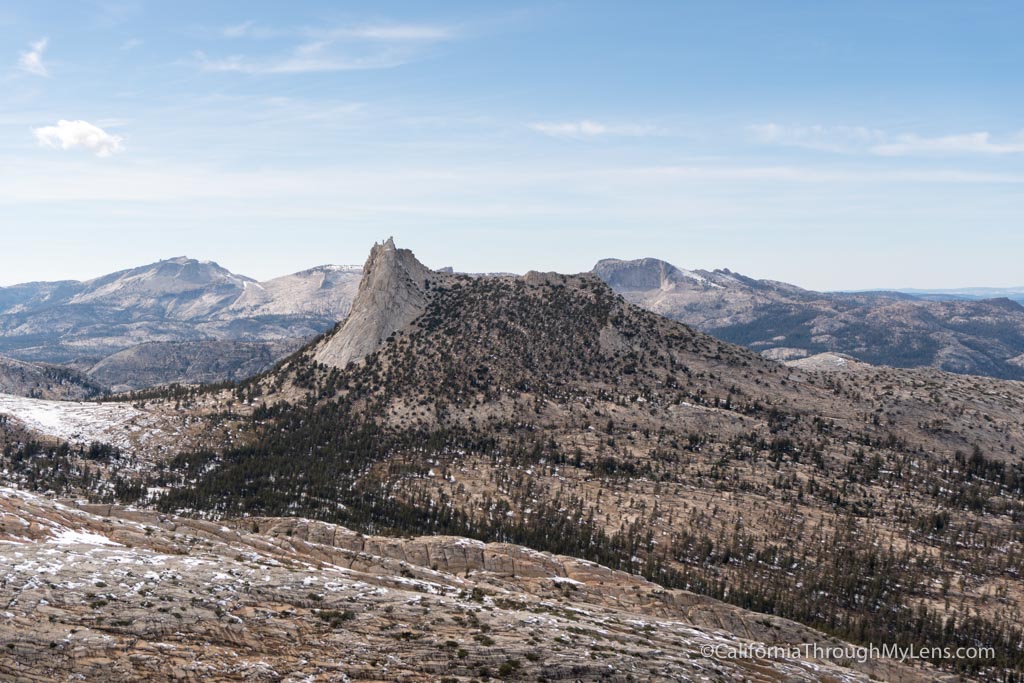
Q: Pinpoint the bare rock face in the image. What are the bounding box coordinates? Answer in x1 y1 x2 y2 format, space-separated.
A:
226 264 362 319
314 238 438 369
786 352 870 372
593 257 688 291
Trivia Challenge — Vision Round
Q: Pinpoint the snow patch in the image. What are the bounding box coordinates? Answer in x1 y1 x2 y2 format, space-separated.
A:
552 576 584 586
48 529 121 547
0 393 152 448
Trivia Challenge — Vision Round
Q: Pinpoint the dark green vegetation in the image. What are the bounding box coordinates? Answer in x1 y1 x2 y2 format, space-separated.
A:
0 417 140 499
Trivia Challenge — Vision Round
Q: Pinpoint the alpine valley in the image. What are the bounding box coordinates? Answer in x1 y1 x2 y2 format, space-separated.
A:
1 239 1022 681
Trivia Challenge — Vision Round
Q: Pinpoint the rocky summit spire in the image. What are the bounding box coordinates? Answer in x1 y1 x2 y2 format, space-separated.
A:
313 238 436 369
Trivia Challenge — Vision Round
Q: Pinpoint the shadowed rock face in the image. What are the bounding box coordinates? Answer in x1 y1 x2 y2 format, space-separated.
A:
313 237 438 369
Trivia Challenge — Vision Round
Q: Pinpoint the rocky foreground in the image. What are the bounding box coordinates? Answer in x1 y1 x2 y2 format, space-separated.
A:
0 487 948 682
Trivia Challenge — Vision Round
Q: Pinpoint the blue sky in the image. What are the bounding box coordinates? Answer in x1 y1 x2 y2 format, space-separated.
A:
2 1 1022 289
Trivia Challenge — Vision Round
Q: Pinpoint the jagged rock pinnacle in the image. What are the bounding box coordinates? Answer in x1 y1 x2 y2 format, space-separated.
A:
313 239 436 369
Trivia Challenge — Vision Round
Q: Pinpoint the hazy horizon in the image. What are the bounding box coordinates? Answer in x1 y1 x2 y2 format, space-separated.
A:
2 1 1022 290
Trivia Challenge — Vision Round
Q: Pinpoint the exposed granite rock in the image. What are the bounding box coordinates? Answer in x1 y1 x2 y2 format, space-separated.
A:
0 487 953 682
785 352 869 372
314 238 438 369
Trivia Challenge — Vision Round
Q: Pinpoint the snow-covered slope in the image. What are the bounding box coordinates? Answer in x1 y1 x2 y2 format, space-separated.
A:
226 264 362 318
0 393 165 449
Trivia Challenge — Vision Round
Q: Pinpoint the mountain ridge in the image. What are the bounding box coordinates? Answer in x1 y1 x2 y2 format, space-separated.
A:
0 355 105 400
593 255 1024 380
3 250 1024 395
0 256 364 390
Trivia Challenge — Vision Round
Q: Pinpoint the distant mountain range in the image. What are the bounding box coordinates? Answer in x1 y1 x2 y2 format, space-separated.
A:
1 252 1023 394
593 257 1024 380
0 257 362 391
889 286 1024 303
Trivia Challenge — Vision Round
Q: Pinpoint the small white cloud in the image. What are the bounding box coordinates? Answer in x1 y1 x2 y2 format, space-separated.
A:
530 120 657 139
121 38 143 50
33 119 124 157
18 37 49 76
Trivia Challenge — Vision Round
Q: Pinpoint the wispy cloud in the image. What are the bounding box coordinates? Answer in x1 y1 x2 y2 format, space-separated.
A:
8 160 1022 209
195 45 408 74
529 120 658 139
329 25 455 41
748 124 885 153
751 123 1024 157
220 21 454 41
121 38 143 51
221 21 281 39
615 164 1024 185
872 131 1024 156
33 119 124 157
201 22 455 74
18 38 49 77
223 20 256 38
